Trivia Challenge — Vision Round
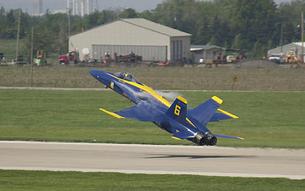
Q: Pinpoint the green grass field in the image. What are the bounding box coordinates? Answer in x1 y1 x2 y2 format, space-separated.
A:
1 65 305 91
1 89 304 148
0 170 304 191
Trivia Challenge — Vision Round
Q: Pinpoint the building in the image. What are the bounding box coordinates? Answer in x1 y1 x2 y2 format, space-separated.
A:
268 42 305 59
69 18 191 62
33 0 44 16
67 0 94 17
190 45 224 63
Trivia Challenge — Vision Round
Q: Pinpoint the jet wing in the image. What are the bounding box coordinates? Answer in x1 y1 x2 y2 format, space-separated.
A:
100 101 163 122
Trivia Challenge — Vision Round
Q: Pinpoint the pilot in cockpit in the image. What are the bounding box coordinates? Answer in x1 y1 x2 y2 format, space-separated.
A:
115 72 137 82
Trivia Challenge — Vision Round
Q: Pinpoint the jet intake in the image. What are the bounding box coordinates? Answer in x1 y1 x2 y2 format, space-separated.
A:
194 132 217 146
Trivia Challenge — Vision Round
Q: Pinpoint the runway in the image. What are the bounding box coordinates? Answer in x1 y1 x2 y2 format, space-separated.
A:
0 141 304 180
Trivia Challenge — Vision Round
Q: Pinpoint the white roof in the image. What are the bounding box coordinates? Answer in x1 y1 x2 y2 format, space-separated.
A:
70 18 191 39
293 42 305 47
120 18 191 37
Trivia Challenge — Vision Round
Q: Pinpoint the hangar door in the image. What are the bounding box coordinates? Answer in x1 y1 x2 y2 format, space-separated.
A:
92 44 167 61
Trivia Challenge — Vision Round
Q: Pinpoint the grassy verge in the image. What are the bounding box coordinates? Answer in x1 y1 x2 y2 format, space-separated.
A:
1 89 305 148
0 170 304 191
1 65 305 91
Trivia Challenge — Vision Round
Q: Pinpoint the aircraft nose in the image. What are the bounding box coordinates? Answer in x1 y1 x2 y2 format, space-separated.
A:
90 69 107 79
90 69 111 86
90 69 101 78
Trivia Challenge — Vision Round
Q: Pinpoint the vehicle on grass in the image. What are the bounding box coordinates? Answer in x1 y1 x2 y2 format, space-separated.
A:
225 49 246 64
33 50 47 66
0 53 6 64
114 52 142 65
90 70 243 146
58 51 79 65
268 54 283 64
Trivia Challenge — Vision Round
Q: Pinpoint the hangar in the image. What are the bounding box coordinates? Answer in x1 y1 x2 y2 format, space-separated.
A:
69 18 191 62
268 42 305 58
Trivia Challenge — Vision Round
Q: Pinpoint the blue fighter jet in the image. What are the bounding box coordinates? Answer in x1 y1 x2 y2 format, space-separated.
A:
90 70 243 146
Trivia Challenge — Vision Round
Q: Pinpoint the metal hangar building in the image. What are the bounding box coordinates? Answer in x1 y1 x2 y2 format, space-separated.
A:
69 18 191 62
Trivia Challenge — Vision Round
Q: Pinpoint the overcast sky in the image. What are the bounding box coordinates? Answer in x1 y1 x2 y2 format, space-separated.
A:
0 0 293 13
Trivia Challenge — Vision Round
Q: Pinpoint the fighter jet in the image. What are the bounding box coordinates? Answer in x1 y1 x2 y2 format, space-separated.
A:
90 70 243 146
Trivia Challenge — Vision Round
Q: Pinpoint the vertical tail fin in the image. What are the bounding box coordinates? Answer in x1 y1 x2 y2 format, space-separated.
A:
188 96 223 125
166 96 187 123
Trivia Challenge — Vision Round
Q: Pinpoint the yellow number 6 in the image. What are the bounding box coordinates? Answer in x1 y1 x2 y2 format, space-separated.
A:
174 105 181 116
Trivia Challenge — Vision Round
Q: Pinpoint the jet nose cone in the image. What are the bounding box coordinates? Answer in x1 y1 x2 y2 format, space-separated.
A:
90 69 100 78
89 69 111 86
90 69 108 79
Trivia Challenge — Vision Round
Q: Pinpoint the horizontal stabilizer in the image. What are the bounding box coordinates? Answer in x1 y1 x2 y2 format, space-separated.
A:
215 134 244 140
210 109 239 122
217 109 239 119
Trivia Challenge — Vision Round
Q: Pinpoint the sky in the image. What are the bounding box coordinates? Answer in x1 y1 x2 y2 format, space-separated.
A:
0 0 164 13
0 0 293 13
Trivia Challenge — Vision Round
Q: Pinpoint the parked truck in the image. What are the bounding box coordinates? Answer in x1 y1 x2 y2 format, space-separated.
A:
58 51 79 65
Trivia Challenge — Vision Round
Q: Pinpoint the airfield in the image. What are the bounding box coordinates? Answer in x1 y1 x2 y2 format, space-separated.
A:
1 66 305 190
1 141 305 180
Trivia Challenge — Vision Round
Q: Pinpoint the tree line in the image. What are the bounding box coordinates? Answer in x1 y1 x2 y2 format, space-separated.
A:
0 0 305 58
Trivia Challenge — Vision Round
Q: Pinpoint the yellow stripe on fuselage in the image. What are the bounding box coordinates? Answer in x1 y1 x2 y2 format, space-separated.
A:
109 74 171 107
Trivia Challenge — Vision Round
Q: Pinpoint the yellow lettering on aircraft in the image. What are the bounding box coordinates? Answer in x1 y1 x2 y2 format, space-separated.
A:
174 105 181 116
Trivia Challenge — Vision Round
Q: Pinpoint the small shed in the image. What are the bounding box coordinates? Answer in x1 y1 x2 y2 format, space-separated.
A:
190 45 224 63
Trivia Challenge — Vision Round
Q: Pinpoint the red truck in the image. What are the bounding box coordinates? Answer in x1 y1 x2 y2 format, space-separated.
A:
58 51 79 64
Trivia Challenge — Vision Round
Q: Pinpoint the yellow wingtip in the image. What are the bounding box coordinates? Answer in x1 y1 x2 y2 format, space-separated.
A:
217 108 239 119
172 136 183 141
212 96 223 104
99 108 125 119
177 96 187 104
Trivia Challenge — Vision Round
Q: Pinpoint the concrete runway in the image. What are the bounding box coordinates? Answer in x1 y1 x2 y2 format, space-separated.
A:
0 141 305 180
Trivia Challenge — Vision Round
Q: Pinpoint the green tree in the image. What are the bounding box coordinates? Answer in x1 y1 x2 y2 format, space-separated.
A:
231 0 278 51
119 8 138 18
232 34 242 49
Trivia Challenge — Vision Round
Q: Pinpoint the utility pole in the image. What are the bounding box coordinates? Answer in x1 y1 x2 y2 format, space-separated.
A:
301 12 304 64
30 27 34 87
67 7 71 53
280 23 283 53
15 9 21 62
95 0 99 11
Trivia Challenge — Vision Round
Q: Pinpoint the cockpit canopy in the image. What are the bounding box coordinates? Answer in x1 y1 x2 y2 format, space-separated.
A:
115 72 137 82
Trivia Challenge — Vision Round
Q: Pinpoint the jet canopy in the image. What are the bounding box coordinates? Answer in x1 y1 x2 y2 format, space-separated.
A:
115 72 138 82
